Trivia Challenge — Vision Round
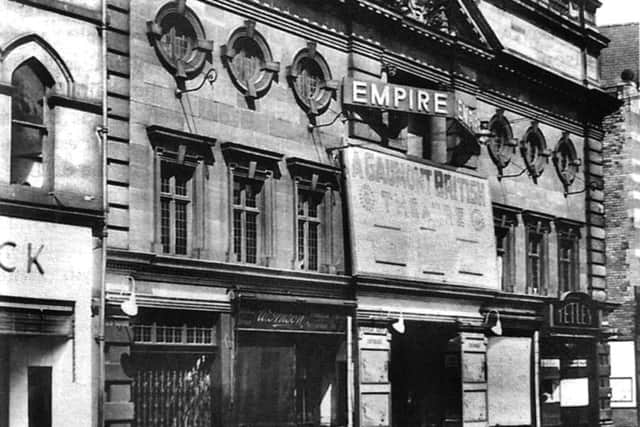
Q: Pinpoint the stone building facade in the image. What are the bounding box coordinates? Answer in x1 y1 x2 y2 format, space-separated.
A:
0 0 619 427
0 1 105 426
601 22 640 427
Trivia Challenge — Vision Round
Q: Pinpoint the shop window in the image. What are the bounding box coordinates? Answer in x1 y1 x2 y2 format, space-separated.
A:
286 42 338 118
524 213 551 295
146 2 212 82
232 177 262 264
494 206 518 292
160 162 193 255
236 332 346 427
556 220 581 294
221 20 279 105
520 122 550 183
11 59 54 188
222 142 283 266
147 126 216 258
130 310 217 427
610 341 636 407
487 110 516 177
287 157 341 273
28 366 51 427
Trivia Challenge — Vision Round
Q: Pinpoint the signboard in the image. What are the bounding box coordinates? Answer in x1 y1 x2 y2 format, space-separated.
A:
236 305 346 333
342 146 498 288
343 77 450 116
479 2 598 82
549 292 597 329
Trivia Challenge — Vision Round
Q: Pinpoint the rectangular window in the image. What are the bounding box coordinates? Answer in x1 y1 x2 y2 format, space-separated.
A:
525 216 550 295
297 191 322 271
610 341 637 407
233 177 261 264
160 163 193 255
28 366 51 427
558 228 579 293
494 207 518 293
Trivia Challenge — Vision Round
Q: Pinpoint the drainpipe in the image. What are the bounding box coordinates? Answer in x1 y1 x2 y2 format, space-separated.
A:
97 0 109 425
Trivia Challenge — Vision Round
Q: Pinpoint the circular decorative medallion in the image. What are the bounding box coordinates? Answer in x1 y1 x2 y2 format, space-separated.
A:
287 42 337 117
486 111 516 174
520 122 550 181
146 1 212 81
553 133 581 189
359 184 376 212
221 20 279 103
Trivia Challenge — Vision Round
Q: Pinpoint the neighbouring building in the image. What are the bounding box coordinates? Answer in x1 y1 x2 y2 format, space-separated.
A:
99 1 618 427
0 1 105 427
600 22 640 427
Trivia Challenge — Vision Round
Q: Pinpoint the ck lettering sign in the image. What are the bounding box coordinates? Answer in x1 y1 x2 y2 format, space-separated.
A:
0 241 45 274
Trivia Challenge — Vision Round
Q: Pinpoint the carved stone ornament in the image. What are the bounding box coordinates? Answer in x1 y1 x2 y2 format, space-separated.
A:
392 0 450 31
520 122 551 182
487 110 517 175
146 0 213 82
286 42 338 118
220 20 280 104
552 132 581 189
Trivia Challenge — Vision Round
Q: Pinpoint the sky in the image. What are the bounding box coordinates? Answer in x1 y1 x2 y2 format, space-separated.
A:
597 0 640 26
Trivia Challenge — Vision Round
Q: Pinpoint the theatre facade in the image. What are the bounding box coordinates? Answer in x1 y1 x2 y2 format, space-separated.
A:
99 0 617 426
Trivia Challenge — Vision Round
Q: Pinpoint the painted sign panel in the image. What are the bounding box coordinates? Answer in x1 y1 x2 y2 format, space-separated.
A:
549 292 597 329
479 1 598 82
343 77 450 116
342 146 498 288
236 306 346 333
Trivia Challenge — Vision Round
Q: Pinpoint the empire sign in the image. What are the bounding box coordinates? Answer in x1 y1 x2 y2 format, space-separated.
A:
343 77 450 116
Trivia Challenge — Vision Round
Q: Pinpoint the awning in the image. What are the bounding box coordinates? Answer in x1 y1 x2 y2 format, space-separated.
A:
0 298 74 337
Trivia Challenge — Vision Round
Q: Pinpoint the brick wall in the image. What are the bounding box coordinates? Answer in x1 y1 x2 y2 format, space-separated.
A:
599 24 640 89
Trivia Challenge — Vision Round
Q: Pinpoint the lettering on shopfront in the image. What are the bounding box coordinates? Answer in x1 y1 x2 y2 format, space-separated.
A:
343 78 450 115
0 241 44 274
237 307 346 333
551 292 596 328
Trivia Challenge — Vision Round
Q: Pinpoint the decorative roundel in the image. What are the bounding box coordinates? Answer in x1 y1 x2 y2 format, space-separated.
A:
146 1 212 80
520 122 550 181
553 133 581 188
487 110 516 174
286 42 338 117
221 20 280 102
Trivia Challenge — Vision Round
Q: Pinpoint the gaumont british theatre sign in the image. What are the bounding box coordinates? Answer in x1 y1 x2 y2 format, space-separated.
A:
342 146 499 289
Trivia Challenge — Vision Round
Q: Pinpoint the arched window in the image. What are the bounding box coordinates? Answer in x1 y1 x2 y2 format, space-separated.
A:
11 59 53 187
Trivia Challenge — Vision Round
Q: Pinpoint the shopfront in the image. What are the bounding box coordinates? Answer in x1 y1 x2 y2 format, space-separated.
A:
540 292 609 427
233 296 353 427
0 217 95 427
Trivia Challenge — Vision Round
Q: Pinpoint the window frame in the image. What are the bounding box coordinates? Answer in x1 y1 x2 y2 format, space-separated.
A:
232 175 263 264
222 142 283 266
287 157 341 273
160 161 194 255
147 125 216 258
10 59 55 189
493 205 519 293
524 212 552 296
295 186 323 271
556 219 582 294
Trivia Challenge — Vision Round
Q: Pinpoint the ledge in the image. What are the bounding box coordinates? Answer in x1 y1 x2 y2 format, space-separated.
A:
48 94 102 115
10 0 101 25
147 125 216 164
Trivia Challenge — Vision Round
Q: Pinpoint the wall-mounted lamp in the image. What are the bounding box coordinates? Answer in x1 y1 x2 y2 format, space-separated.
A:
475 120 491 144
175 67 218 98
484 309 502 336
391 312 406 334
120 276 138 317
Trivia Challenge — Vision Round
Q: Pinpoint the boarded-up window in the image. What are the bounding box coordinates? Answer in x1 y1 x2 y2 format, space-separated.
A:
487 336 532 426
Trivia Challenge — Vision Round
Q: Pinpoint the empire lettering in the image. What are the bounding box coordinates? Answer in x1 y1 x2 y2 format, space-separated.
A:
345 78 449 115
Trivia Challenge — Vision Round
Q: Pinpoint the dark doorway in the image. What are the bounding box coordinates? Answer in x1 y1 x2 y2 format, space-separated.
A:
28 366 52 427
390 322 459 427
